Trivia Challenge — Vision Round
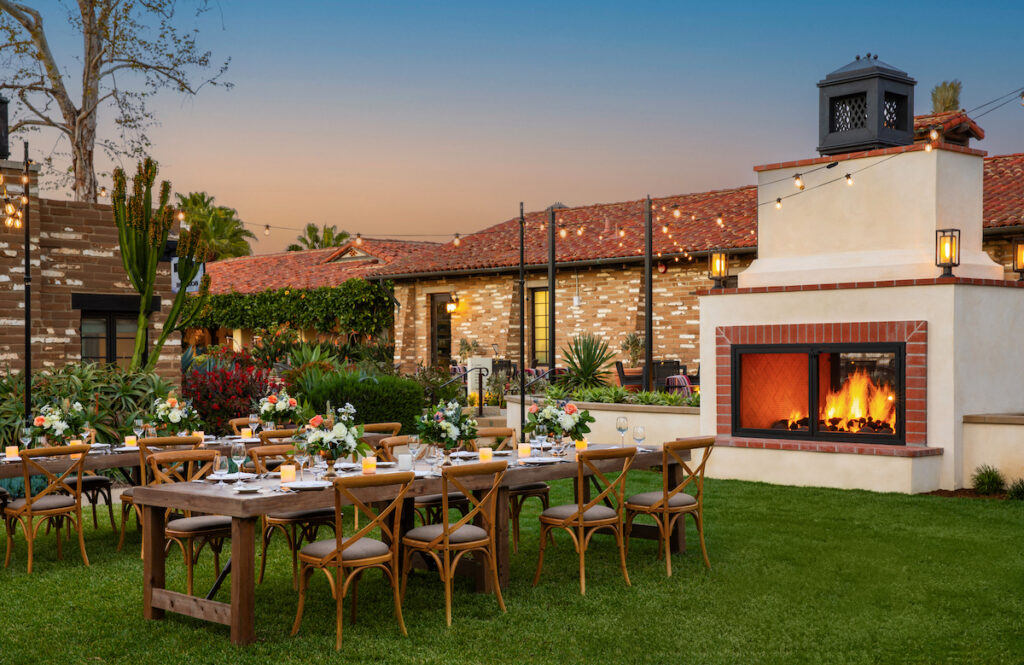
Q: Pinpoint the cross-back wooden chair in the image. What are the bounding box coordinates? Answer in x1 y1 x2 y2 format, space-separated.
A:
475 427 551 553
118 435 202 552
229 417 253 435
401 461 508 626
376 435 414 464
534 446 636 595
253 429 297 471
361 422 402 438
292 471 414 650
146 448 232 596
625 436 714 575
412 439 478 524
63 427 116 531
250 442 335 588
4 444 91 573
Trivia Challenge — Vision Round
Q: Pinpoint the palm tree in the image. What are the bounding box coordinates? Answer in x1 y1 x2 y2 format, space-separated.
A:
931 80 962 113
175 191 255 260
286 223 350 251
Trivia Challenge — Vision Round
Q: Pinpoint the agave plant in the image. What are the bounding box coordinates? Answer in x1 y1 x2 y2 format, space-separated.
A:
559 334 616 391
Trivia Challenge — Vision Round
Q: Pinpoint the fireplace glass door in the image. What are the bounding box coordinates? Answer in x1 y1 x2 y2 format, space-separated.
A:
732 343 905 444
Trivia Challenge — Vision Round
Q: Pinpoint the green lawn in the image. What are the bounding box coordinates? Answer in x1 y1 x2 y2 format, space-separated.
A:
2 475 1022 665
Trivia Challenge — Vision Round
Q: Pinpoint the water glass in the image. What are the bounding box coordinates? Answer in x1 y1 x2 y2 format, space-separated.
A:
294 442 309 481
632 425 646 448
231 441 247 476
214 454 230 486
247 413 259 434
616 416 629 446
133 418 144 441
408 435 420 462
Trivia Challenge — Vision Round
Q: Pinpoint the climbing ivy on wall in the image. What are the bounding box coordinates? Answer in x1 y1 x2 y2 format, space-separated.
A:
185 279 395 338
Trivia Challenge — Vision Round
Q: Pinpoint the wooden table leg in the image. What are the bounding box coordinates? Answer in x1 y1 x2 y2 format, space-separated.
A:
229 517 257 645
142 505 165 621
476 486 509 593
667 464 687 554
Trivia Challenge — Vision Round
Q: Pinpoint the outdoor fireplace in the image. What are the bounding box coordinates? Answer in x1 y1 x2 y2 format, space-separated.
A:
732 343 905 444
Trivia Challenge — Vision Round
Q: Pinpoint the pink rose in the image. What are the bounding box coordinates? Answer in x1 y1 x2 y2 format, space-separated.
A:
528 404 539 414
267 395 278 404
564 403 578 415
309 415 324 428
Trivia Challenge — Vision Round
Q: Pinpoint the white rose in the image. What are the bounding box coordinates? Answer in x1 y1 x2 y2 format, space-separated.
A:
558 414 574 431
168 411 181 424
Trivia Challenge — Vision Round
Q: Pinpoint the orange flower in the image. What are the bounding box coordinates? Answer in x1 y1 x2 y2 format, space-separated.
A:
309 415 324 428
528 403 539 414
288 398 297 407
564 403 578 415
167 398 178 408
33 416 45 427
267 395 278 404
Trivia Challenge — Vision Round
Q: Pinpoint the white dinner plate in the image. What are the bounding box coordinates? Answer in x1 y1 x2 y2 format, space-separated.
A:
376 461 397 467
233 485 261 494
335 463 360 472
112 446 139 453
492 450 513 456
521 456 561 465
209 472 256 481
283 480 331 491
450 451 477 459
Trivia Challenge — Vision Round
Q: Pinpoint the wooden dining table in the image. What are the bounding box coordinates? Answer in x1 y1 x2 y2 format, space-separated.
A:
134 444 690 645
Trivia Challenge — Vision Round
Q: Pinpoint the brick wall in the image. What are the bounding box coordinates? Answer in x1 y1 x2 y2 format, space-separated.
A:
0 161 179 384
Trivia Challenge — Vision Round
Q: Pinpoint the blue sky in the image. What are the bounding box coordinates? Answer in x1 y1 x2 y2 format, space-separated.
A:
29 1 1024 252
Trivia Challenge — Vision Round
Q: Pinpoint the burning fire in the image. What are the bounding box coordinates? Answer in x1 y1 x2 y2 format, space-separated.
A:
785 369 897 433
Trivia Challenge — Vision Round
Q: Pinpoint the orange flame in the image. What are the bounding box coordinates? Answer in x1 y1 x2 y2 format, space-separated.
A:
821 369 896 432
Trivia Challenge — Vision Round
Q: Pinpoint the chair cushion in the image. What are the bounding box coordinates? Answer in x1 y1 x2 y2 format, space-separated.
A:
300 537 390 561
119 486 134 498
66 475 112 488
510 482 549 493
414 492 467 505
541 503 617 522
404 523 488 544
268 507 334 522
166 515 232 534
6 495 76 513
626 491 697 509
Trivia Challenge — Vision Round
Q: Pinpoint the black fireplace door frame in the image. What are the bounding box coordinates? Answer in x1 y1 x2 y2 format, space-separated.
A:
731 342 906 445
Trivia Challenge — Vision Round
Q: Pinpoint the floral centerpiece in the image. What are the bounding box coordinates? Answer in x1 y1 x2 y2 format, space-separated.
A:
297 403 369 463
523 399 595 442
29 401 86 445
256 389 299 428
417 400 478 464
150 396 202 435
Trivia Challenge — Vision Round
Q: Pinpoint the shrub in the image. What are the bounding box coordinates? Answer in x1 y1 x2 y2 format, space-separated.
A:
249 326 299 368
182 364 273 435
572 385 630 404
1007 478 1024 501
620 332 645 368
545 384 570 400
683 391 701 407
972 464 1006 495
409 363 465 409
629 390 685 406
559 334 615 390
292 368 424 434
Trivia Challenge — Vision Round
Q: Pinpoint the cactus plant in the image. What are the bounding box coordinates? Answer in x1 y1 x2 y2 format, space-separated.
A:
112 158 210 371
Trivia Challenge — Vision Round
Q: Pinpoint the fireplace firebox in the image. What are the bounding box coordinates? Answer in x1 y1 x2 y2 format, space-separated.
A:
731 343 905 444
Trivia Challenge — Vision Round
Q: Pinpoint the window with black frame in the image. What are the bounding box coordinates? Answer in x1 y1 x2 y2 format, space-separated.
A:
81 313 142 368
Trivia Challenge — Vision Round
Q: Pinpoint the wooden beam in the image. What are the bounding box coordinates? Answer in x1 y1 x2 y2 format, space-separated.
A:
152 589 231 625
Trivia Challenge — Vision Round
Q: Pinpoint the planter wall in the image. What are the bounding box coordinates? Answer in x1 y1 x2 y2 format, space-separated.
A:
505 395 700 447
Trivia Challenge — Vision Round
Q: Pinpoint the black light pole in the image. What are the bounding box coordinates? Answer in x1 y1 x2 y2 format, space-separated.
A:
643 196 654 390
518 202 526 442
21 142 30 425
547 206 556 373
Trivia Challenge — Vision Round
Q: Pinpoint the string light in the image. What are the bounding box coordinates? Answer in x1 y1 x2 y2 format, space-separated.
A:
672 205 682 219
176 210 185 222
925 143 933 152
661 224 669 234
3 199 14 216
793 174 805 190
716 213 724 226
691 214 696 221
845 173 853 186
98 186 108 198
618 227 625 238
559 226 567 239
263 225 270 236
775 197 782 209
929 128 939 141
453 233 461 246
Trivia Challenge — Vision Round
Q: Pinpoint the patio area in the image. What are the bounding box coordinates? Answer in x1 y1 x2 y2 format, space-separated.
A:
3 475 1022 665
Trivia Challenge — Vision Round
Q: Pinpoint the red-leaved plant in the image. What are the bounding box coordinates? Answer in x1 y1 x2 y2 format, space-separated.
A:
182 364 273 435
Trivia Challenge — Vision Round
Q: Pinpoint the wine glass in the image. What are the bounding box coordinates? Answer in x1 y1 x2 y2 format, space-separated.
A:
616 416 629 447
214 454 230 487
247 413 259 435
294 441 309 482
425 445 440 473
18 422 31 452
552 438 567 457
133 418 144 441
632 425 646 449
408 435 421 465
535 424 547 448
231 441 247 479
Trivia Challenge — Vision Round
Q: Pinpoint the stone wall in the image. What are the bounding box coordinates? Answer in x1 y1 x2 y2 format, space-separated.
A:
392 238 1016 374
0 160 179 384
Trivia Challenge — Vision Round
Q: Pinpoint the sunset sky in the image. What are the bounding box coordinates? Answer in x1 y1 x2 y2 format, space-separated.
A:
30 1 1024 253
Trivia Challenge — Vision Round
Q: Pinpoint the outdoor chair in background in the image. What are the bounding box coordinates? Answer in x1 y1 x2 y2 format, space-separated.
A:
534 446 635 595
625 436 714 575
401 461 508 626
229 417 252 435
615 361 644 390
64 427 115 531
3 444 91 574
291 472 414 650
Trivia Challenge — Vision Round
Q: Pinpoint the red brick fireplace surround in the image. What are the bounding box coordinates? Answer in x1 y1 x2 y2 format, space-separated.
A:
715 320 935 457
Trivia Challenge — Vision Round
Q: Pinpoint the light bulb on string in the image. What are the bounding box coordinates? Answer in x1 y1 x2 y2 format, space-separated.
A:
20 175 28 185
929 128 939 141
925 143 933 152
559 227 567 239
13 217 21 229
263 225 270 236
845 173 853 186
453 233 461 246
3 199 14 216
618 227 625 238
672 205 682 219
576 226 584 236
716 213 724 226
355 233 363 246
793 174 804 190
176 210 185 222
98 186 108 198
775 197 782 209
661 225 669 234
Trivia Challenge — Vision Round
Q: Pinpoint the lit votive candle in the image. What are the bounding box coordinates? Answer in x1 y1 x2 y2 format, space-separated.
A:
240 427 253 439
70 439 83 459
193 430 204 440
517 443 531 461
479 447 493 462
5 445 18 458
361 456 377 475
575 439 588 452
280 464 296 483
125 435 137 447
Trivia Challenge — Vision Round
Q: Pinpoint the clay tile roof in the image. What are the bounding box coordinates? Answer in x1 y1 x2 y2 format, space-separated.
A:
983 153 1024 229
206 237 437 294
913 110 985 141
373 185 757 278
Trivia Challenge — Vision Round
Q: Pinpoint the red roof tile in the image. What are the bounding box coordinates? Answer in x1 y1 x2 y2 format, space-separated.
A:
983 153 1024 229
206 237 437 294
913 110 985 141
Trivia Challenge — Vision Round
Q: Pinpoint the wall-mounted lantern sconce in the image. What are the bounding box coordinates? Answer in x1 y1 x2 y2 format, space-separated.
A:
935 228 960 278
445 294 459 313
708 249 729 289
1012 237 1024 281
